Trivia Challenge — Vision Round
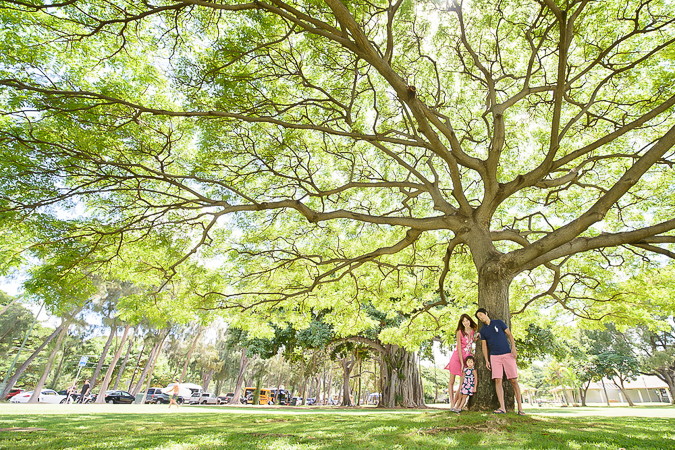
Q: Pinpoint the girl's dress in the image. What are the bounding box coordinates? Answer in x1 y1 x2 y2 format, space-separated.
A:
459 367 476 395
444 329 474 375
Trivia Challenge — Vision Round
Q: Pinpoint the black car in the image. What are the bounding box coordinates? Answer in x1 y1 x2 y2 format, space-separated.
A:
104 390 135 404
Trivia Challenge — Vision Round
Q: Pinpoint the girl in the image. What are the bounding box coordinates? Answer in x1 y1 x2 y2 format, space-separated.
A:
451 356 477 412
444 313 477 403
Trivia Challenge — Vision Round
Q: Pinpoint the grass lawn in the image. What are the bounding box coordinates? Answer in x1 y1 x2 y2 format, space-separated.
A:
0 405 673 449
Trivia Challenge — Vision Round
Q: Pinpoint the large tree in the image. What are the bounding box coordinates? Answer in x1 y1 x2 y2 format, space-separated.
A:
1 0 674 409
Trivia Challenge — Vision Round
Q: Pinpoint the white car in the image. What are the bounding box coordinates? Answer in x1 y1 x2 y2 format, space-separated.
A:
189 392 218 405
10 389 67 404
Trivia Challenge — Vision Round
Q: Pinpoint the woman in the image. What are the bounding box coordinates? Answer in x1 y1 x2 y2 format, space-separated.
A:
444 313 477 404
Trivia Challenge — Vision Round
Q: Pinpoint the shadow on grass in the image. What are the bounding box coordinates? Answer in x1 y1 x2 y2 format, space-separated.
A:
0 411 673 449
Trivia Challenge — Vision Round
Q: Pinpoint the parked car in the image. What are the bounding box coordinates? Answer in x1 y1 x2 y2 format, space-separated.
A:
218 392 233 404
4 388 24 400
145 387 170 404
10 389 67 404
290 396 303 406
270 389 291 405
189 392 219 405
306 397 316 406
104 390 135 404
217 392 245 404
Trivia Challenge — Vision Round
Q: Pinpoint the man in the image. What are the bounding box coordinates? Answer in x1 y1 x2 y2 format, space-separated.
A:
167 380 181 409
78 379 90 404
475 308 524 415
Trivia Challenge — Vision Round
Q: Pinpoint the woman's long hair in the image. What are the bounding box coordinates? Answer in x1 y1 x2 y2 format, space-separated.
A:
455 313 477 335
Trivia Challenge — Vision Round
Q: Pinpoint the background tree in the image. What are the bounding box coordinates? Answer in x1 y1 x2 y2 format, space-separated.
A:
584 324 641 406
1 0 674 409
0 293 34 359
635 320 675 404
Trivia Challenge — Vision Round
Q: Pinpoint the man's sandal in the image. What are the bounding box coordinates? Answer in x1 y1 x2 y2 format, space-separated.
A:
493 409 506 414
516 410 526 416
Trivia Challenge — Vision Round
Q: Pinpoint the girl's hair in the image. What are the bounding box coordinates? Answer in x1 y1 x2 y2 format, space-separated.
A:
465 356 475 363
455 314 478 335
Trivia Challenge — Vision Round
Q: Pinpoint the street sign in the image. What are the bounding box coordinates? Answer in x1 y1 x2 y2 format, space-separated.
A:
78 356 88 367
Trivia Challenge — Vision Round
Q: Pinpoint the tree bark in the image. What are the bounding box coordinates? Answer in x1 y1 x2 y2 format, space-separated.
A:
1 321 67 398
231 348 249 404
644 368 675 405
613 377 635 407
90 323 117 390
0 297 18 317
202 370 214 392
340 356 354 406
113 328 136 390
472 265 517 411
326 372 333 405
49 343 71 389
95 324 131 403
300 376 308 405
378 344 425 408
131 329 168 396
28 321 69 403
180 325 203 382
127 336 147 392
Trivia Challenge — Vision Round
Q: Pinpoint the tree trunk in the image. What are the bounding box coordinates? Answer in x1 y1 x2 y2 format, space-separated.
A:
614 377 635 407
321 367 327 405
140 342 165 403
1 321 67 398
202 370 214 392
113 328 136 390
28 321 69 403
131 329 168 396
95 324 131 403
180 325 203 381
0 297 18 317
648 369 675 405
579 382 591 407
600 378 611 406
90 324 117 390
472 266 516 411
357 359 362 406
231 348 249 404
300 376 308 405
127 336 147 392
378 344 425 408
326 372 333 405
49 344 71 389
340 357 354 406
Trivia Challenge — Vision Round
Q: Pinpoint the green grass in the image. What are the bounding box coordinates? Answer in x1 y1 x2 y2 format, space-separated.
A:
0 407 673 449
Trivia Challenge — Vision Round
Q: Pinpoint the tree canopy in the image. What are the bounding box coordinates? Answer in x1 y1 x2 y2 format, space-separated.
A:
1 0 674 408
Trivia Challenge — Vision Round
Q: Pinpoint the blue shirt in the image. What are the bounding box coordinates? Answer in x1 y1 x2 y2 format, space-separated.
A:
479 319 511 355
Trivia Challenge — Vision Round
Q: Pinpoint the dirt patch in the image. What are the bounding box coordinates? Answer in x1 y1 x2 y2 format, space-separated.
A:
0 427 48 432
247 432 296 438
416 418 508 435
253 418 293 423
